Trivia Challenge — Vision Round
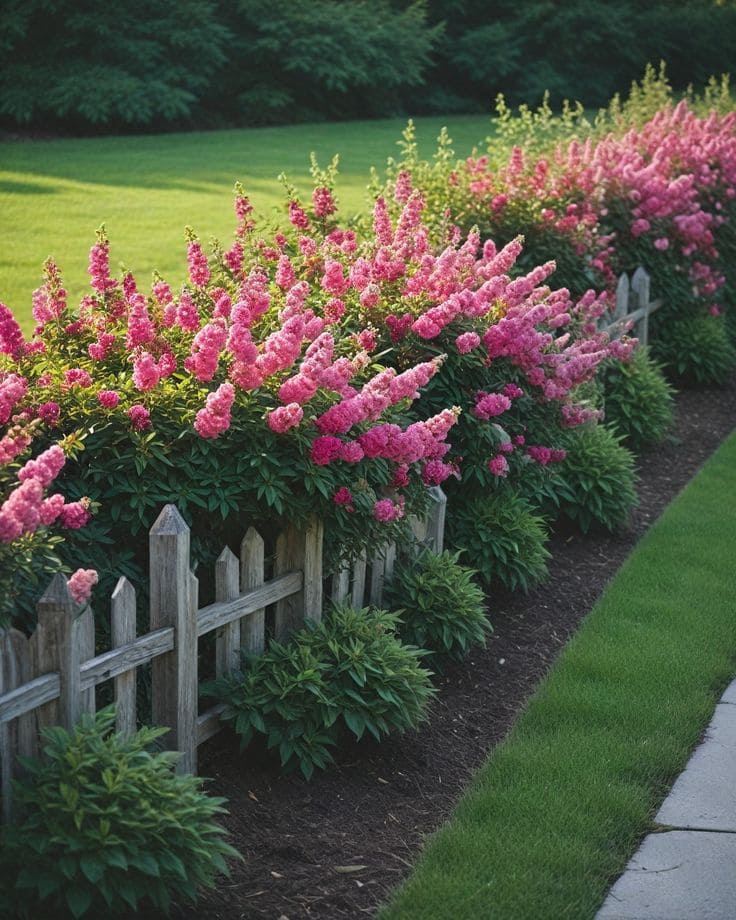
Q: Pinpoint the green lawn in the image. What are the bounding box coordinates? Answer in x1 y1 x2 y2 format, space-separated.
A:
0 115 490 331
381 431 736 920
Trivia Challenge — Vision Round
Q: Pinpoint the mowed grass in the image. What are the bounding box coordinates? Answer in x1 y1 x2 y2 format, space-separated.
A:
0 115 490 331
381 432 736 920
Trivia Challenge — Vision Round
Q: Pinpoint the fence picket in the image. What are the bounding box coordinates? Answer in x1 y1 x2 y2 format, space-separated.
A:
631 267 652 346
33 574 83 731
351 551 367 608
331 566 350 604
111 577 137 737
78 606 95 717
274 516 323 639
369 551 386 606
614 272 630 320
0 629 32 823
149 504 197 774
427 486 447 553
215 547 241 676
240 527 265 656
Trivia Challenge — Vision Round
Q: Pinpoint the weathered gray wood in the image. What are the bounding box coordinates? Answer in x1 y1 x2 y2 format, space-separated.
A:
111 577 137 736
331 567 350 604
427 486 447 553
274 517 322 639
80 627 174 689
215 547 241 676
408 513 429 546
5 629 36 759
369 551 386 607
631 266 652 346
614 272 630 320
0 673 59 724
351 552 367 608
383 542 397 584
197 703 227 746
197 572 302 637
303 516 323 624
33 573 82 731
0 628 33 822
240 528 265 656
149 504 197 774
78 605 96 716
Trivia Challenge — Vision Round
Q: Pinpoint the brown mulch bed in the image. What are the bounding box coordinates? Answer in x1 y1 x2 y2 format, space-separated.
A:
167 376 736 920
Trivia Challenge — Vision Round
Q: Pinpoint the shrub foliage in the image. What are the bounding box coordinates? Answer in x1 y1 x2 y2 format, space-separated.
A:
0 708 238 918
600 347 675 451
211 605 435 779
555 424 638 532
446 491 550 592
384 549 491 660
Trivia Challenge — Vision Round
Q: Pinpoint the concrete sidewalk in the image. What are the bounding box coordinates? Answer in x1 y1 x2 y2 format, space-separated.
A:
596 679 736 920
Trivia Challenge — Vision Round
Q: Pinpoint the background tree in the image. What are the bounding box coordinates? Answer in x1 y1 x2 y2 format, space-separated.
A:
0 0 231 130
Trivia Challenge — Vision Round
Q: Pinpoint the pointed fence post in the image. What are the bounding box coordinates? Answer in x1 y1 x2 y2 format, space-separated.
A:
32 573 83 731
631 267 651 346
149 504 197 774
614 272 630 323
111 577 137 737
240 527 265 656
426 486 448 554
215 547 241 676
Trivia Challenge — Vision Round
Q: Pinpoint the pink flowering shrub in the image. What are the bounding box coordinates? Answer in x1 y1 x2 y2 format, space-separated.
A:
0 366 96 626
0 192 464 617
378 78 736 384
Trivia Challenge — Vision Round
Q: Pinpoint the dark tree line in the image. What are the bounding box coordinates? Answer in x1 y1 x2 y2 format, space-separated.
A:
1 0 734 133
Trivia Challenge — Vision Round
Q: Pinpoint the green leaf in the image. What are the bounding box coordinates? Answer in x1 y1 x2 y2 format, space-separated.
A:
80 855 105 884
65 885 93 919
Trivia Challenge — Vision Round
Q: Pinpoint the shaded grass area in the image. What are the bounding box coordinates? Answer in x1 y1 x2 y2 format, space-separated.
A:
0 115 489 331
381 431 736 920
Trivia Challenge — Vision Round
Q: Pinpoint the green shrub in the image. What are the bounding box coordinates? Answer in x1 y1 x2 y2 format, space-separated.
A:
0 708 238 919
211 605 434 780
600 346 675 451
446 491 550 592
652 313 736 387
384 550 490 660
556 424 637 533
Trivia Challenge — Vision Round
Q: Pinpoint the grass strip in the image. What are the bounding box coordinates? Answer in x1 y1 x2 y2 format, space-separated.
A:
0 114 489 330
381 430 736 920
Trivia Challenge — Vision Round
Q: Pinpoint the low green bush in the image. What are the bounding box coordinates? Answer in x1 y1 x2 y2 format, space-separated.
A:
446 491 550 592
211 605 434 779
556 424 637 533
652 313 736 386
384 550 490 660
600 346 675 451
0 708 238 919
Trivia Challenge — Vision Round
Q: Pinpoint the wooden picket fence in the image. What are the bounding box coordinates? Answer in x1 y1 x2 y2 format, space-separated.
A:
601 267 663 345
0 491 447 824
0 504 325 822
